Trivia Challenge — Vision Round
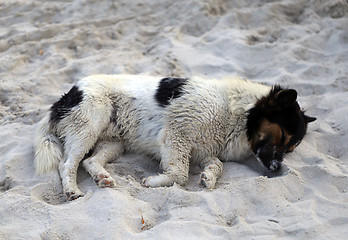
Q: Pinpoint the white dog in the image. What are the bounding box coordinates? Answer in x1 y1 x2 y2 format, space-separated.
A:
34 75 315 200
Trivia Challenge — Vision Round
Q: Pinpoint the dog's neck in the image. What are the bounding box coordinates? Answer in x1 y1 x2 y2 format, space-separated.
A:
218 79 272 162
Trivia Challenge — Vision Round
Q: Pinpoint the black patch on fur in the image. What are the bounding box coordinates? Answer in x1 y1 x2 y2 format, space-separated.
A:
155 77 188 107
50 86 83 123
246 85 308 144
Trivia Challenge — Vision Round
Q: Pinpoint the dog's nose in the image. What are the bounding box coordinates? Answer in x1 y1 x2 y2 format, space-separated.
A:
269 160 281 171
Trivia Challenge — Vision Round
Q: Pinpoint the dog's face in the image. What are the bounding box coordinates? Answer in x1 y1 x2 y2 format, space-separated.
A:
247 86 316 171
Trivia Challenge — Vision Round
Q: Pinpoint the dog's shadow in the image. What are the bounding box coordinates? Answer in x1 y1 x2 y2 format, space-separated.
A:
242 155 289 178
32 154 290 205
211 155 289 188
109 154 290 190
112 154 289 190
76 154 290 194
106 154 162 183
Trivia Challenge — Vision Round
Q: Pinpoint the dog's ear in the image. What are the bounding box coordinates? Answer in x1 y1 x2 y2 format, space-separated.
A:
304 115 316 123
274 89 297 107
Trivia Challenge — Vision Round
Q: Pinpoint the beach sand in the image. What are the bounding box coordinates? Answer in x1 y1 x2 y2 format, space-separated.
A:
1 0 348 239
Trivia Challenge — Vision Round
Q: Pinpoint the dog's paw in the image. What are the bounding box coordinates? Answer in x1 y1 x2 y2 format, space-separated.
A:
141 174 174 188
199 172 216 189
93 173 115 188
65 190 84 201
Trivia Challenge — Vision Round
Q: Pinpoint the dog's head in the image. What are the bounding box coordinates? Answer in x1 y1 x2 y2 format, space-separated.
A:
247 86 316 171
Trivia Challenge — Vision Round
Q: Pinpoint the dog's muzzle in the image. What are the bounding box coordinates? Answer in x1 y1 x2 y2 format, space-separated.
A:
255 147 283 171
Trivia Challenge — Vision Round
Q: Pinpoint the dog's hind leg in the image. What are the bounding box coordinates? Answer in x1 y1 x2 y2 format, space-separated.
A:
82 141 123 188
59 131 100 201
199 157 223 189
59 151 88 201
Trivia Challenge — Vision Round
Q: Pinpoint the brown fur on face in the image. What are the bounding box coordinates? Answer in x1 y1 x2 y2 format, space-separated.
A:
250 118 296 158
247 86 316 171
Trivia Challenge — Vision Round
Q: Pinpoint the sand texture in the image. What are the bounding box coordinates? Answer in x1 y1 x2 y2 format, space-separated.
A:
1 0 348 239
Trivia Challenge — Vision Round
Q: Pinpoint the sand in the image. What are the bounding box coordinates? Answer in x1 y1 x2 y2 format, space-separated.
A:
1 0 348 239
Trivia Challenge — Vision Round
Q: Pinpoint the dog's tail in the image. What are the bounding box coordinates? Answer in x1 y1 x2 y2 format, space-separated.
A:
34 114 63 175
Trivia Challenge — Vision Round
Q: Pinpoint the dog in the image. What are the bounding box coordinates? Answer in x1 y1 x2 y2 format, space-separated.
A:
34 75 316 201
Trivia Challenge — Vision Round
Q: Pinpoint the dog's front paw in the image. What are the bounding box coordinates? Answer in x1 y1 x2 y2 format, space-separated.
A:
141 174 174 188
199 172 216 189
93 173 115 188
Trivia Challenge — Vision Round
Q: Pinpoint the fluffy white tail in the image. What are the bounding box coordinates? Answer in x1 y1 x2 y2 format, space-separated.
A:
34 115 63 175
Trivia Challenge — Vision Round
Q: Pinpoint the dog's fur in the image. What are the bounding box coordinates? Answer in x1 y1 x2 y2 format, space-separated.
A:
34 75 316 200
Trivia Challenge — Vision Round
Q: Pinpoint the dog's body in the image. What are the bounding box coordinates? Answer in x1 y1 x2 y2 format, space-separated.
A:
34 74 315 200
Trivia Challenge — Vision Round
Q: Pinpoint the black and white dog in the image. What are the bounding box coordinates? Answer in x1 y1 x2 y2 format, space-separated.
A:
34 75 316 201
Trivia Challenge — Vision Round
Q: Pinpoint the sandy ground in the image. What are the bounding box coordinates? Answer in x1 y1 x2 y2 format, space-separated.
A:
1 0 348 239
